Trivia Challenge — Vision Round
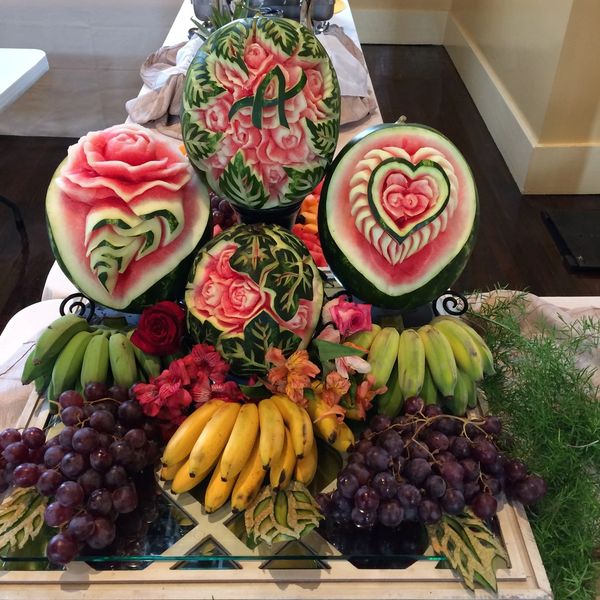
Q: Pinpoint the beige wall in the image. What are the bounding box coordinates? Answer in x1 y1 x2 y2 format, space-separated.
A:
450 0 573 141
352 0 450 9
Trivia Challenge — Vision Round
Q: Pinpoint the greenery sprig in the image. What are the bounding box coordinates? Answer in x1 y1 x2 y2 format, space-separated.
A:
468 291 600 600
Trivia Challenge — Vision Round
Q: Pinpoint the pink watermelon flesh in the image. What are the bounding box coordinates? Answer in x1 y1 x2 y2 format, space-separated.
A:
320 123 478 308
46 126 211 311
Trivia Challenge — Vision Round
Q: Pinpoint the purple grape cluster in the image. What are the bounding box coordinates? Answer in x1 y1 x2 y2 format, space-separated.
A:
318 398 547 530
210 192 237 230
0 382 162 565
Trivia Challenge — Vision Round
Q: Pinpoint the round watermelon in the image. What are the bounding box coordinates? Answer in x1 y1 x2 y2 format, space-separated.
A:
319 123 478 309
185 223 323 376
46 124 211 312
181 17 340 211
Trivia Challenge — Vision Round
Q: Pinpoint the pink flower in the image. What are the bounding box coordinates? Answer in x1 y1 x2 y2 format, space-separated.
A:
322 297 372 338
57 124 190 203
244 42 274 78
190 245 268 334
316 325 370 378
257 121 309 165
381 172 437 223
197 93 233 133
304 68 325 106
213 59 250 92
211 381 244 402
189 343 230 383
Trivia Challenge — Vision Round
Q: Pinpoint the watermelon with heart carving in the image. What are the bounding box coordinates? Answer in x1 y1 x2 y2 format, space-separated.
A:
181 17 340 211
319 122 478 309
46 124 211 311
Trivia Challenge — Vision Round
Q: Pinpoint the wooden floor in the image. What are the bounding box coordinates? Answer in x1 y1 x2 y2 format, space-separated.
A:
1 45 599 330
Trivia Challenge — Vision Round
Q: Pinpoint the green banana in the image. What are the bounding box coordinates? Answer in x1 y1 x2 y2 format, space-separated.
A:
367 327 401 388
397 328 426 399
50 330 96 400
21 314 89 384
417 324 457 398
346 324 382 351
442 368 470 416
46 379 58 413
108 332 138 389
432 318 484 382
80 333 110 388
127 331 161 380
466 375 478 409
435 316 495 376
420 364 439 405
376 363 403 417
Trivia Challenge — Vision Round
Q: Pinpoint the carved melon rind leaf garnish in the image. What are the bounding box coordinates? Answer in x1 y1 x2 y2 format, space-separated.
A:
0 488 47 554
244 482 323 548
427 510 509 592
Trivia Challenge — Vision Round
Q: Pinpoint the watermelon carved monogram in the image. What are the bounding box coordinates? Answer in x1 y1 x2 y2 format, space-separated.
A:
181 17 341 210
349 147 459 266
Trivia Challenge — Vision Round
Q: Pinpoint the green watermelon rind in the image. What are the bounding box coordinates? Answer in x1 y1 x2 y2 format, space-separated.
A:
319 122 479 310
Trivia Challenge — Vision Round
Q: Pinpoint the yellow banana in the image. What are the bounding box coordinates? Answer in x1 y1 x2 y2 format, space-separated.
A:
270 395 313 458
21 314 90 383
331 422 355 453
161 400 224 467
269 427 296 491
171 458 211 494
159 458 186 481
188 402 241 478
417 324 457 397
50 330 96 399
294 436 318 485
220 403 259 482
231 438 266 512
368 327 401 388
257 398 285 470
397 328 426 398
346 324 381 351
435 316 495 376
432 318 484 382
108 332 138 389
204 455 238 513
80 333 110 388
307 396 338 444
421 364 439 405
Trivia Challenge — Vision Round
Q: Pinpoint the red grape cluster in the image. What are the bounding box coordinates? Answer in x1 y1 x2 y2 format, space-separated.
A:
318 398 547 530
0 382 162 565
210 192 237 230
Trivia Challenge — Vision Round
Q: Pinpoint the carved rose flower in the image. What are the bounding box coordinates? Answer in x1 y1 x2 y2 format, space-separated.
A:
381 173 437 222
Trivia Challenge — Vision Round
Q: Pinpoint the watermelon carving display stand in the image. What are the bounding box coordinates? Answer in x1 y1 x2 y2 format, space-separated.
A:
185 223 323 376
319 122 479 311
46 124 212 312
181 16 341 228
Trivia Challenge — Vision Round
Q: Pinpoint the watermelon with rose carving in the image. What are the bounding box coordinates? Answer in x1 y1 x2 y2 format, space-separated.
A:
46 124 211 311
185 223 323 376
181 17 340 211
319 123 478 309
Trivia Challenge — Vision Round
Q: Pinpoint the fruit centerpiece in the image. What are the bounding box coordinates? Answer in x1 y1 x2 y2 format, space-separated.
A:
181 16 340 219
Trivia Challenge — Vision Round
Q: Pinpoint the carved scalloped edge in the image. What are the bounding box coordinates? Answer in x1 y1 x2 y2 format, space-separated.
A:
348 146 459 266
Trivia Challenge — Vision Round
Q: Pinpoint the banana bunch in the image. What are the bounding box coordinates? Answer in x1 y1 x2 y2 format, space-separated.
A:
375 317 495 418
160 395 318 514
21 314 162 408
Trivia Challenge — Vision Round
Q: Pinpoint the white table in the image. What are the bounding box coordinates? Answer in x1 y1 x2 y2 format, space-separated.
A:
0 49 49 112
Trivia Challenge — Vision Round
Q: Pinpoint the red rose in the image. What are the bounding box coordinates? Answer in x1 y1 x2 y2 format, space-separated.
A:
131 301 185 355
322 297 372 338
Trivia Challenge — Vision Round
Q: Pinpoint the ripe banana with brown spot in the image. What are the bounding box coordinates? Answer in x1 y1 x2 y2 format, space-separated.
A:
188 402 241 478
231 438 266 512
307 396 338 444
204 454 238 513
270 394 313 458
294 436 318 485
220 403 259 482
257 398 285 470
161 400 224 467
269 427 296 491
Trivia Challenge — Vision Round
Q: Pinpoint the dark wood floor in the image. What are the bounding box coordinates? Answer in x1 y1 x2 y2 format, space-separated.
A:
1 45 599 330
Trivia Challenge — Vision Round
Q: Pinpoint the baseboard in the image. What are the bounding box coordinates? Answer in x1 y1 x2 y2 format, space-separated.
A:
353 8 448 45
443 15 600 195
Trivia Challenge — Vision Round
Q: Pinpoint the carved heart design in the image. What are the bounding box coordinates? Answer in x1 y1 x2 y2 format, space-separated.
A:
368 158 450 244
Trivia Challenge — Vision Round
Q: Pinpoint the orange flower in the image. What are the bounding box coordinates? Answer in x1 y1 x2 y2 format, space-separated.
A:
352 374 387 420
322 371 351 407
265 346 320 406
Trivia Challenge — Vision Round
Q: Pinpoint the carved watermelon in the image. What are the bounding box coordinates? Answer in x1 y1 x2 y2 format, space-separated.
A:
46 124 211 312
181 17 340 211
319 123 478 309
185 223 323 376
